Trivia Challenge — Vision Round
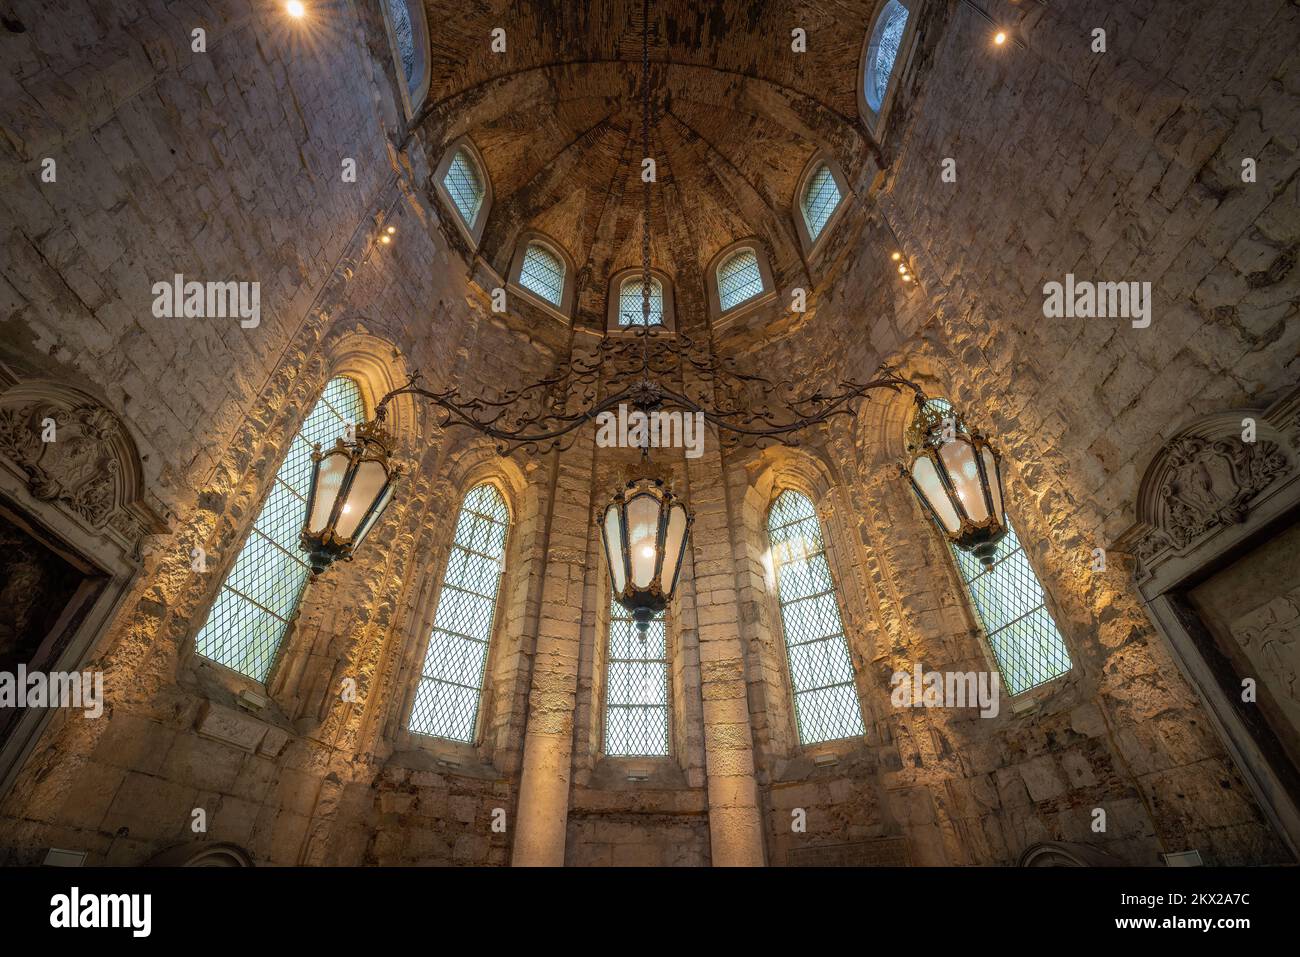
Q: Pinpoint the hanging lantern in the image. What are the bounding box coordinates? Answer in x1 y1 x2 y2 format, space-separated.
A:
600 477 693 633
300 418 400 575
901 396 1008 567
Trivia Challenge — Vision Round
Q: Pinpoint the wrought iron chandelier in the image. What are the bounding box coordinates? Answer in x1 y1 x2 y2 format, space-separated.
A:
297 0 1009 620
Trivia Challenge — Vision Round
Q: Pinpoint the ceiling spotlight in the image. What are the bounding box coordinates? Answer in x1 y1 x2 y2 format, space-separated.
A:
286 0 306 17
891 252 902 262
994 31 1007 46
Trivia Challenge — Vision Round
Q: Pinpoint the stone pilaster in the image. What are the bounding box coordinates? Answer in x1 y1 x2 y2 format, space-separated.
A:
510 432 597 865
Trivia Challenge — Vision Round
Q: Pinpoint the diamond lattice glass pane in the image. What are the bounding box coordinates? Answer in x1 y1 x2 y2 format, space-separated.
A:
717 249 764 310
768 490 865 744
408 484 509 742
866 0 909 111
195 376 364 682
605 594 669 756
444 149 484 226
519 243 565 306
802 164 842 240
950 518 1072 695
618 276 664 326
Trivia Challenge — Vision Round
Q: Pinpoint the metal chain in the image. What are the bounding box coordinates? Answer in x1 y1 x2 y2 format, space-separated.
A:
640 0 651 372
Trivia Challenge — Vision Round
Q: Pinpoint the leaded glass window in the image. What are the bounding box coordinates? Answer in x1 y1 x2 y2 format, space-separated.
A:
444 149 485 227
767 490 866 744
950 521 1072 695
919 398 1073 695
865 0 909 112
618 276 664 326
385 0 415 85
717 248 764 311
408 483 510 743
195 376 366 682
605 594 669 756
801 164 842 241
518 242 565 307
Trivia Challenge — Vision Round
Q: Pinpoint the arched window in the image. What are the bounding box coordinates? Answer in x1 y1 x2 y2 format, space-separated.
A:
767 490 866 744
922 399 1073 695
618 275 664 326
382 0 429 113
717 248 764 312
865 0 910 112
443 149 486 228
801 163 843 242
408 483 510 743
518 242 566 307
195 376 366 682
605 593 669 756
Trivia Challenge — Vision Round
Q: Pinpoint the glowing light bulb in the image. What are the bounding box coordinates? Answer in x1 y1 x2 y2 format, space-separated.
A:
898 264 906 273
891 252 901 261
380 235 391 244
640 545 656 559
994 31 1007 46
386 226 396 234
902 274 913 283
286 0 306 18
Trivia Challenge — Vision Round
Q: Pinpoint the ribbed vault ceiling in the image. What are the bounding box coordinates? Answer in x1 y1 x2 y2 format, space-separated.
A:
414 0 887 330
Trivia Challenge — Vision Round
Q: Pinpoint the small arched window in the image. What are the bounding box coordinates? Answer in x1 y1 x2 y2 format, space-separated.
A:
717 248 765 312
408 483 510 743
865 0 910 112
767 490 866 745
518 242 566 307
605 593 669 756
921 399 1073 695
801 163 843 242
381 0 429 114
618 275 664 326
195 376 366 682
443 149 486 228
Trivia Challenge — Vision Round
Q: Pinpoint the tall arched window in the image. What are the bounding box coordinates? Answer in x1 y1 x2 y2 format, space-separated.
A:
605 593 669 756
767 490 866 744
865 0 910 112
443 149 486 228
717 248 764 312
801 163 843 241
408 483 510 743
518 242 566 307
195 376 366 682
618 275 664 326
922 399 1073 695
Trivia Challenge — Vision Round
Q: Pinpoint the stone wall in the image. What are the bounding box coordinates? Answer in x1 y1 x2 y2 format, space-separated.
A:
0 0 1295 868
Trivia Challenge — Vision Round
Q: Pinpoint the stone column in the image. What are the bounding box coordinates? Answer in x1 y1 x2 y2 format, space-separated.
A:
510 433 596 866
686 437 767 866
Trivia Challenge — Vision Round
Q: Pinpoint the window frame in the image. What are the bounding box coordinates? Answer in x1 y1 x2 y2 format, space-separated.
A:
793 153 852 257
192 375 368 687
857 0 924 138
433 137 493 249
379 0 431 118
765 488 868 747
406 481 513 747
605 266 676 334
507 232 576 324
705 239 777 326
